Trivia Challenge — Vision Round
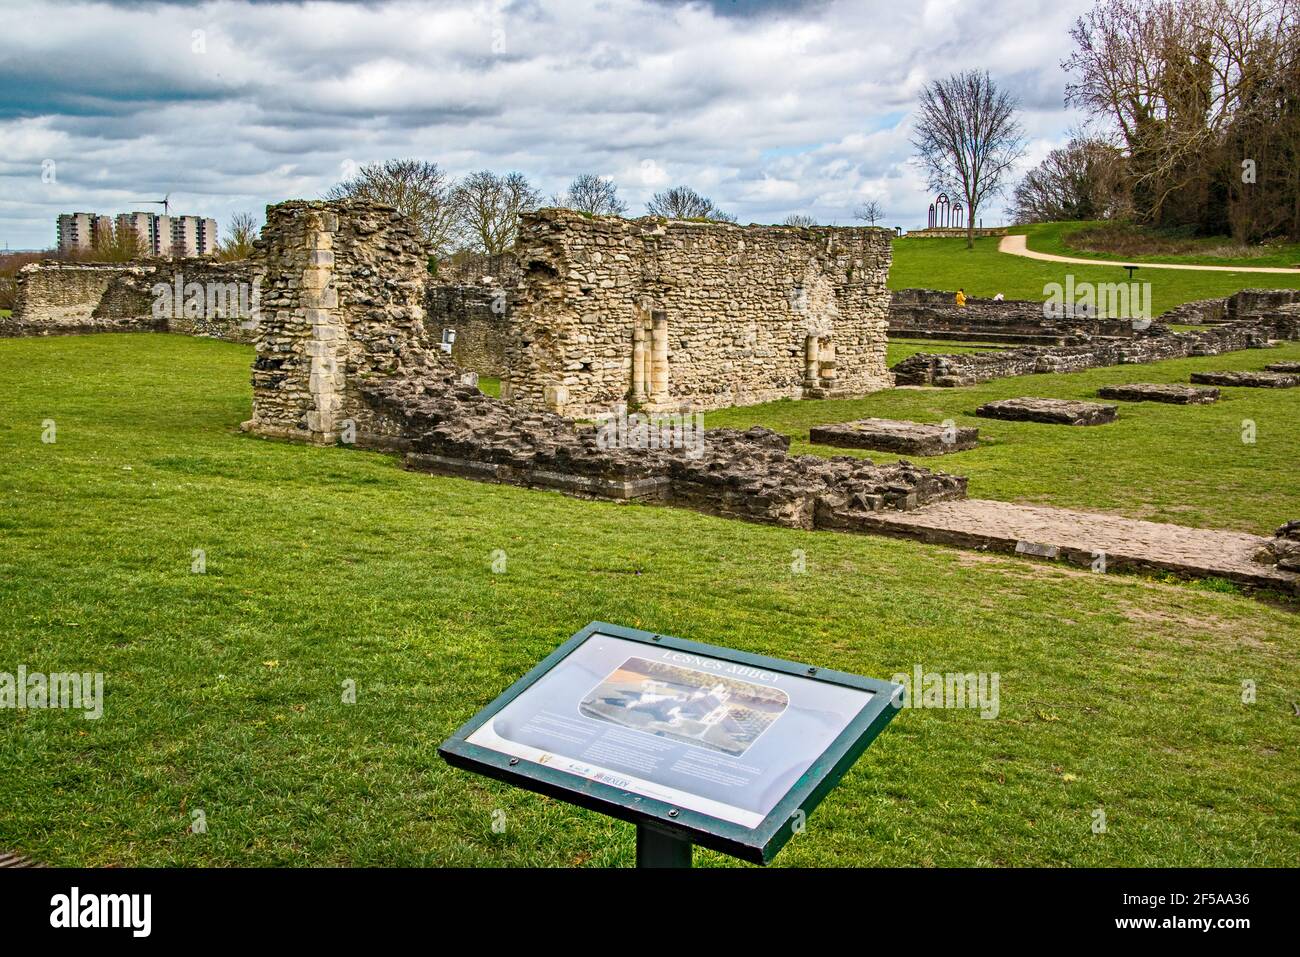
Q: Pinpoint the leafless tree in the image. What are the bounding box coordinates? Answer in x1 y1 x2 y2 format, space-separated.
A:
555 173 628 216
455 170 543 255
218 212 260 260
1063 0 1300 239
91 222 142 262
911 70 1027 247
327 159 460 256
646 186 736 222
783 213 817 226
1009 137 1130 223
853 201 885 225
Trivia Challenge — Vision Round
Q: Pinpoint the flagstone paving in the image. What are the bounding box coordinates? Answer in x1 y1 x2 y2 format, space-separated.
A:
857 499 1299 591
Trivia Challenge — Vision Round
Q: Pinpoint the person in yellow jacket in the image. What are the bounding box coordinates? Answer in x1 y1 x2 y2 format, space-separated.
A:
955 288 967 307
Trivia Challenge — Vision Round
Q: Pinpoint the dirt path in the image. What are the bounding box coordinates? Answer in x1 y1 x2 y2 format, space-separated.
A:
998 234 1300 275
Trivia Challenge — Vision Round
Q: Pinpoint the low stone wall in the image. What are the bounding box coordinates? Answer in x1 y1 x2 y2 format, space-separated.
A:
888 288 1142 344
5 263 153 335
892 323 1281 387
3 259 261 343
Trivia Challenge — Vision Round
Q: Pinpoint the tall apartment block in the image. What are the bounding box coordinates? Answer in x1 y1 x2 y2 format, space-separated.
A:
59 211 220 258
56 212 115 253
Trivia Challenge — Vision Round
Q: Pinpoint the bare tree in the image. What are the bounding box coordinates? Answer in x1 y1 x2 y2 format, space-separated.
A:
911 70 1027 247
326 159 460 256
218 212 260 260
646 186 736 222
1064 0 1300 239
1009 137 1130 223
91 222 141 262
455 170 543 255
555 173 629 216
853 201 885 225
783 213 817 226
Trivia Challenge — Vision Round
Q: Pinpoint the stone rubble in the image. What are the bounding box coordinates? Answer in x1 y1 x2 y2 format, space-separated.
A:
1253 521 1300 572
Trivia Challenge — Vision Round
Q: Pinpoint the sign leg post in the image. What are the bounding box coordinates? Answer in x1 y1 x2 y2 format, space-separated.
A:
636 824 693 868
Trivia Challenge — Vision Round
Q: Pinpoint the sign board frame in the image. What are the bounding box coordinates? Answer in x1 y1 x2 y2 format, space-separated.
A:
438 621 902 865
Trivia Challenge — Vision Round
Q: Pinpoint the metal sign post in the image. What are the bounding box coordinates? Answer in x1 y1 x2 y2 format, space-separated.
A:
439 622 903 867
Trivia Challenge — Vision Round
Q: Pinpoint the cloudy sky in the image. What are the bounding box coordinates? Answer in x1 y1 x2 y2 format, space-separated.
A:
0 0 1097 249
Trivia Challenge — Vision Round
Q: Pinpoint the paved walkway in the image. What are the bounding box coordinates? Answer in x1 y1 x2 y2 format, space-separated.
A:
998 234 1300 275
859 499 1297 591
0 851 42 868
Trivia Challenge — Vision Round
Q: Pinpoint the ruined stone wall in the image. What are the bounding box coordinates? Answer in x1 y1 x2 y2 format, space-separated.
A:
504 209 894 415
3 259 260 343
242 200 436 445
425 281 514 376
243 199 967 527
888 288 1142 343
892 323 1286 387
5 263 150 334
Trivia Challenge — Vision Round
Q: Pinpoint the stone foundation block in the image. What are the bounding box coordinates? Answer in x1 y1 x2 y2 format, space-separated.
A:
1190 370 1299 388
809 417 978 455
1097 383 1219 404
976 397 1119 426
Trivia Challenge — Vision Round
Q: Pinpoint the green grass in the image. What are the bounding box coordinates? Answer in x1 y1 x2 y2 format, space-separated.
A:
1023 221 1300 270
890 231 1300 318
1 333 1297 867
712 340 1300 534
886 339 1006 366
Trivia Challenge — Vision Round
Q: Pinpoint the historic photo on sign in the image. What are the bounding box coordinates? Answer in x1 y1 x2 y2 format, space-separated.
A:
579 656 789 757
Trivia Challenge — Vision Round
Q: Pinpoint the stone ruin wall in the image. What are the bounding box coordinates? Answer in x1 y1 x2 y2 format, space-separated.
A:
242 199 967 530
893 315 1300 387
503 209 894 416
888 288 1149 344
3 259 262 344
242 200 437 446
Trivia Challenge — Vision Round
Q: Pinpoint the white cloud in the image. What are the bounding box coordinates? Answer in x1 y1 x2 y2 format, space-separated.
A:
0 0 1094 247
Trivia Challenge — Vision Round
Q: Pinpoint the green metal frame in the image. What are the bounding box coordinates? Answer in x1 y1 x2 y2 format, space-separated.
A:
438 621 902 866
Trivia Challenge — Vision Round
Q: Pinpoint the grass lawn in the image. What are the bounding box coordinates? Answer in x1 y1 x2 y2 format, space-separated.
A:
1022 221 1300 270
890 232 1300 318
712 340 1300 535
1 333 1297 867
886 339 1006 365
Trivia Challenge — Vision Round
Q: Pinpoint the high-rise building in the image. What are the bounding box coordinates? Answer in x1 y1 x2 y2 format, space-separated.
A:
169 216 219 257
56 212 114 253
57 211 219 258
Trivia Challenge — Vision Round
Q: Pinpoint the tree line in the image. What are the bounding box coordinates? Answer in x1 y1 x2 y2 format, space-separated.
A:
1015 0 1299 241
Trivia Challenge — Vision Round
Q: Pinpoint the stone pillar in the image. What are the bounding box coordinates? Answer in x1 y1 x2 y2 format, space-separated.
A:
650 311 669 402
819 338 837 388
631 308 648 404
303 214 344 442
804 334 820 389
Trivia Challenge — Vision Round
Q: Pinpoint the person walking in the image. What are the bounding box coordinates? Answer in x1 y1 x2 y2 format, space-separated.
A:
955 288 967 307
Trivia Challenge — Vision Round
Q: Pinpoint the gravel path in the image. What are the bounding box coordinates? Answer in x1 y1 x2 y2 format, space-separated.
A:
998 234 1300 275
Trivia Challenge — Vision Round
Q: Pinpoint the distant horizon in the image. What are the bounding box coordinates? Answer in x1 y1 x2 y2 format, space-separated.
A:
1 0 1084 250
